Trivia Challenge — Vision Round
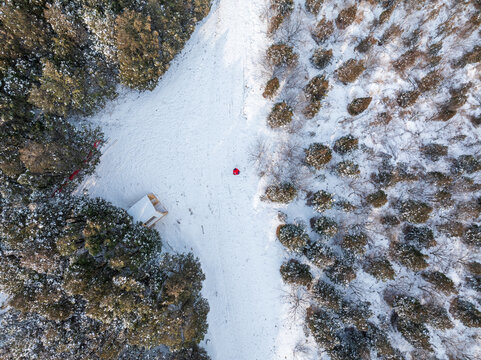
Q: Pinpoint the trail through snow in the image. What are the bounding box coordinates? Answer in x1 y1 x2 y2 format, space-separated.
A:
80 1 296 359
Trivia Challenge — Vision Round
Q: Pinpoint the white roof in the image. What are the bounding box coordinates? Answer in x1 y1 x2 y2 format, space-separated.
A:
127 195 162 224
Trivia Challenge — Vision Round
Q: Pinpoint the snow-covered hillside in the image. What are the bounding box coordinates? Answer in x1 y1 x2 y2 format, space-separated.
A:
78 0 296 359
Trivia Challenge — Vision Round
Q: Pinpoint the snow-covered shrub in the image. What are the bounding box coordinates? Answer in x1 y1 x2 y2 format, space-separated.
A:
304 241 336 268
336 59 365 84
304 143 332 169
312 190 334 212
367 323 400 359
457 45 481 66
339 301 372 331
311 280 343 310
397 199 432 223
304 75 329 102
379 2 397 24
463 224 481 246
310 48 333 69
355 35 376 53
402 224 436 249
396 318 432 352
424 304 454 330
388 295 427 323
451 154 481 174
396 90 420 108
347 97 372 115
266 43 298 67
306 307 341 350
341 231 368 255
434 84 470 121
380 214 401 226
379 24 402 46
335 160 360 177
267 102 293 128
418 70 441 92
433 189 454 208
390 243 428 271
335 5 357 30
366 190 388 208
333 135 358 155
363 257 395 281
305 0 323 15
437 221 464 237
393 49 422 73
303 100 322 119
170 345 211 360
270 0 294 16
265 182 297 203
328 327 370 360
311 18 334 43
276 223 309 252
280 259 312 286
449 298 481 328
325 258 357 285
425 171 453 187
311 216 338 237
421 271 456 294
263 77 280 99
421 143 448 161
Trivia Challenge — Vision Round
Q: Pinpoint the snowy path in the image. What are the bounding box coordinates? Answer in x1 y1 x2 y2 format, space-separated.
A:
80 1 294 359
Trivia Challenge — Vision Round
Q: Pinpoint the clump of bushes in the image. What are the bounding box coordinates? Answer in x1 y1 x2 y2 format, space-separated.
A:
266 43 298 67
339 301 372 331
421 271 456 295
397 199 432 223
457 45 481 66
449 297 481 328
335 5 357 30
333 135 358 155
335 160 360 177
263 77 280 99
381 215 400 226
305 0 323 15
421 143 447 161
305 143 332 169
280 259 312 286
363 258 395 281
311 18 334 43
366 190 388 208
312 190 334 212
396 318 432 352
396 90 420 108
437 221 464 237
347 97 372 115
276 224 309 252
425 171 453 187
270 0 294 16
379 2 397 24
311 216 338 237
265 182 297 203
267 102 293 128
304 241 336 268
310 48 333 70
336 59 365 84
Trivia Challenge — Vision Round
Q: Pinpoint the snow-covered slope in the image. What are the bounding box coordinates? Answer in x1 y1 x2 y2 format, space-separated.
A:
78 0 295 358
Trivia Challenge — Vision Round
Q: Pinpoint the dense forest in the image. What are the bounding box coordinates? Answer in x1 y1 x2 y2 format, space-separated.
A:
0 0 211 359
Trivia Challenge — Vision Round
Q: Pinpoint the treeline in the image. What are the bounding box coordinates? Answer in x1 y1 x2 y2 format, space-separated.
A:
0 0 211 359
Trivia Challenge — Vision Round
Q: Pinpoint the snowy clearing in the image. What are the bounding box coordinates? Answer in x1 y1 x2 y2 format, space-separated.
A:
78 0 296 359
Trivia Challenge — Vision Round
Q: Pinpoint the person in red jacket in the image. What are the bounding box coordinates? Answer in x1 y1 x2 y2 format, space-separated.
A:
233 168 240 175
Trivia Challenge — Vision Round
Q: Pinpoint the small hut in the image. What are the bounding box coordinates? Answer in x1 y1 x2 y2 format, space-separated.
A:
127 193 168 228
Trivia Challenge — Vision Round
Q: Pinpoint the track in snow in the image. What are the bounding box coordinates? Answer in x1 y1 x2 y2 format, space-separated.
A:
80 1 295 358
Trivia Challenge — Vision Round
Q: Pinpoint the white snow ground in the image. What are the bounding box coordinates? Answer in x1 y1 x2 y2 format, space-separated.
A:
78 1 297 359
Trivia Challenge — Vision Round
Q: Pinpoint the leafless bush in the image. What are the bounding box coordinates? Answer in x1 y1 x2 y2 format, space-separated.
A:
275 8 307 47
281 286 310 322
248 137 273 177
293 340 312 360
